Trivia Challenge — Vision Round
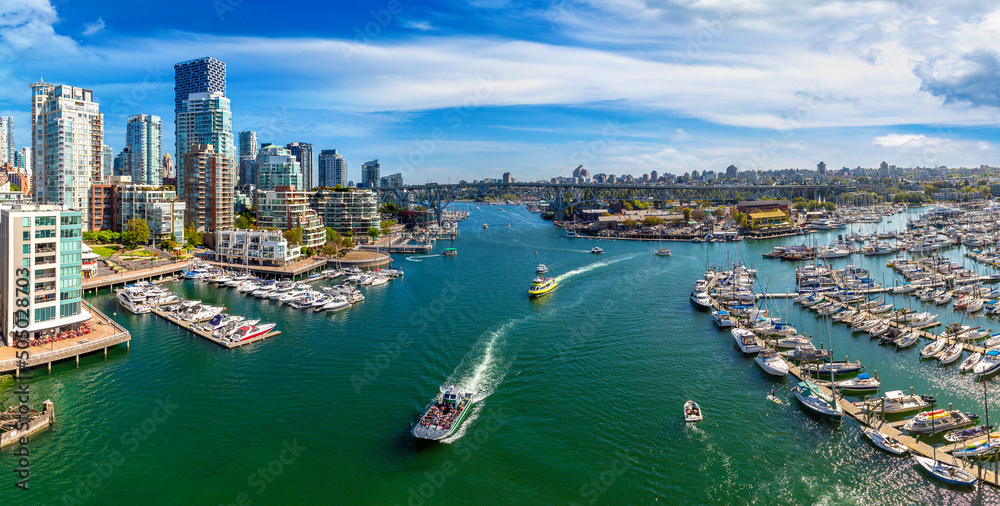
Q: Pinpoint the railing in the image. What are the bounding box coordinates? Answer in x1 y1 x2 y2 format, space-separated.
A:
0 332 130 372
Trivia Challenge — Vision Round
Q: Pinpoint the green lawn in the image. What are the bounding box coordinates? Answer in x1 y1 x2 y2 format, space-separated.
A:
91 246 117 257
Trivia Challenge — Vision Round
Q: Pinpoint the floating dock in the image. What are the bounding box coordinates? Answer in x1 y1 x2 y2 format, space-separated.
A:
150 308 280 349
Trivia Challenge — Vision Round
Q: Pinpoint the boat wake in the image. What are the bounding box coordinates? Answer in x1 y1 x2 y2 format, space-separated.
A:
553 253 640 283
406 255 440 262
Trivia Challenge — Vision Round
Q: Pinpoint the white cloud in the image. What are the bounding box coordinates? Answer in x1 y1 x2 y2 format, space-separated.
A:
82 18 105 36
406 21 433 31
0 0 79 60
872 134 929 147
670 128 691 142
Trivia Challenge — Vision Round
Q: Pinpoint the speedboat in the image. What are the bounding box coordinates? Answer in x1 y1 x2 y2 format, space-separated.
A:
835 373 880 393
655 248 671 257
528 277 558 298
862 427 909 455
859 390 932 415
690 291 713 310
913 455 977 486
413 386 475 440
792 380 842 421
754 348 788 376
712 310 734 328
781 344 831 361
318 296 351 312
732 328 762 354
683 400 703 422
903 410 977 435
945 425 995 443
536 264 547 275
591 247 604 254
225 322 277 343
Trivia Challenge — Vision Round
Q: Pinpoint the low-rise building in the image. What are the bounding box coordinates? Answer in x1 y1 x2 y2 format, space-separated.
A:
256 187 325 250
747 210 789 230
89 179 185 243
308 188 380 234
214 229 300 266
0 205 88 346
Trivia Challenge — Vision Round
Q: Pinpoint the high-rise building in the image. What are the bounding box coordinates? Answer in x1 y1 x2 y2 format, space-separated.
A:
101 145 113 182
174 57 227 115
318 149 346 188
380 173 403 187
15 147 31 174
0 205 86 346
182 144 234 233
286 142 313 190
238 131 257 187
817 162 827 175
113 147 130 177
176 91 234 200
126 114 163 185
361 159 380 188
0 117 13 165
162 153 173 179
502 172 514 184
30 81 103 227
256 187 325 250
725 164 738 180
255 144 303 192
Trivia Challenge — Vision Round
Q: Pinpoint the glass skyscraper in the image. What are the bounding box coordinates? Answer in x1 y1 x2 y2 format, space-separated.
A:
318 149 347 188
126 114 163 186
238 130 257 187
255 144 303 192
286 142 313 190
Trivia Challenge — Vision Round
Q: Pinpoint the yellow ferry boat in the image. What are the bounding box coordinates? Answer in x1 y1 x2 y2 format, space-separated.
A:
528 277 558 298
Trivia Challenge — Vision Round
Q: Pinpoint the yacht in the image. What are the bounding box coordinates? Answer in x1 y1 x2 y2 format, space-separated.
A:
903 410 977 435
116 287 152 314
536 264 547 275
860 390 932 415
711 310 734 328
225 322 277 343
732 328 762 354
754 348 789 376
591 247 604 254
318 296 352 312
690 291 713 310
565 230 577 238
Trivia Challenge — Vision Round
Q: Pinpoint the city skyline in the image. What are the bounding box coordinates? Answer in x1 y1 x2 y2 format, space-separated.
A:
0 1 997 184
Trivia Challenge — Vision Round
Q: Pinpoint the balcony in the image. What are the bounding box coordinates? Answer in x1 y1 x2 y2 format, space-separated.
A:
34 294 55 304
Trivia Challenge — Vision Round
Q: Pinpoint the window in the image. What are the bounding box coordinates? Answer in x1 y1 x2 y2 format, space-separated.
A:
60 301 80 318
23 231 30 241
60 277 80 289
35 229 56 239
22 217 31 227
22 258 30 268
60 228 81 238
60 289 80 300
34 306 55 322
35 216 56 226
23 244 30 254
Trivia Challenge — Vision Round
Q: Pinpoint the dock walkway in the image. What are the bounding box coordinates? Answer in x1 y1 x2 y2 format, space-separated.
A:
149 308 280 349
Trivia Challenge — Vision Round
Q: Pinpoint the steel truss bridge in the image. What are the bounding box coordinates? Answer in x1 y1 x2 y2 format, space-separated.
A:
376 183 835 221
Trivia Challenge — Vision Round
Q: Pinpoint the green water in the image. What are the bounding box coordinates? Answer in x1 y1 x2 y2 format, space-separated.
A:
7 206 1000 504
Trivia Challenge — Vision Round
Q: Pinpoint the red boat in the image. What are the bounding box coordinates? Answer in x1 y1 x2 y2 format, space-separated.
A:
228 323 276 342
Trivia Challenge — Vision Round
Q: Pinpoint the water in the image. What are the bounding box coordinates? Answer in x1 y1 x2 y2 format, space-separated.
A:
8 205 1000 504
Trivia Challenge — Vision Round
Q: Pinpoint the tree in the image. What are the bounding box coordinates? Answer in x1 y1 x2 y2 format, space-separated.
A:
301 246 313 257
641 216 666 227
342 237 354 250
283 226 303 246
713 207 726 219
621 219 638 228
184 224 203 247
691 209 707 221
367 227 381 242
234 215 252 229
325 227 342 246
821 201 836 212
733 212 747 228
159 238 178 251
380 220 393 235
682 207 692 223
122 218 151 246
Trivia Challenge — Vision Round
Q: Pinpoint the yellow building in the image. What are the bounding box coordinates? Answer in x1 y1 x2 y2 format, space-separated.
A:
748 210 789 230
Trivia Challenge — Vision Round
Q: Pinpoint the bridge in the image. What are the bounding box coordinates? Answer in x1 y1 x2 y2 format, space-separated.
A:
376 182 836 221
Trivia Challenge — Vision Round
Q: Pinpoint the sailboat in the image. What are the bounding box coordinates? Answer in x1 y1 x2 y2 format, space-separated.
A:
791 312 842 421
912 399 978 486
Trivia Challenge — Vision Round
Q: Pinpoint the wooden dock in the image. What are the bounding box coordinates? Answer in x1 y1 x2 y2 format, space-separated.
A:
0 400 55 448
83 260 193 293
706 270 1000 488
150 308 280 349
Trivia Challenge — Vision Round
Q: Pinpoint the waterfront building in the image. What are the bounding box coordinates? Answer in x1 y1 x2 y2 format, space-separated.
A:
0 205 86 346
102 145 113 182
116 185 185 244
256 187 325 250
0 117 13 165
360 160 379 188
255 144 303 192
737 200 791 214
380 172 403 188
747 210 789 230
182 144 234 233
286 142 313 190
214 229 300 266
126 114 163 186
238 130 257 187
175 91 234 199
30 81 104 227
318 149 346 188
308 188 379 234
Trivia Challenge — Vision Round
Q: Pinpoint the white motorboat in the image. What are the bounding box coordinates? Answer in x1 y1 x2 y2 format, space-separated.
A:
895 331 920 349
754 348 788 376
654 248 671 257
683 401 702 422
712 310 734 328
318 296 351 312
690 291 713 310
591 247 604 254
835 373 880 392
974 349 1000 377
237 282 260 293
117 288 152 314
860 390 931 415
732 328 762 354
368 275 390 286
536 264 547 275
775 336 812 349
862 427 909 455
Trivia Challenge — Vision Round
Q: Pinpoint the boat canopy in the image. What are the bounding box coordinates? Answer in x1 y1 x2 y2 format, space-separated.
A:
988 350 1000 357
857 373 870 380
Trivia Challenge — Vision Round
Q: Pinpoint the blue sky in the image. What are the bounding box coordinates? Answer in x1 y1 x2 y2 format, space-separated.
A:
1 0 998 183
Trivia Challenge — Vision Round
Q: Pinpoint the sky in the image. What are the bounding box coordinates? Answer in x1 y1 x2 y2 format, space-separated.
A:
0 0 998 183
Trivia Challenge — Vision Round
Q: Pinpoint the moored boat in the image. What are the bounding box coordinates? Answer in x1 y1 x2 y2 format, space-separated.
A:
792 380 842 421
912 455 977 486
862 427 909 455
732 328 762 354
754 348 788 376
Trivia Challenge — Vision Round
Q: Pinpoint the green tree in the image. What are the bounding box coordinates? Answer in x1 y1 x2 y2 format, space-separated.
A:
821 201 836 212
283 226 303 246
342 237 354 250
621 219 638 228
325 227 342 246
184 224 203 247
234 215 252 229
733 211 747 228
682 207 692 223
123 218 151 246
380 220 394 235
641 216 666 227
301 246 313 257
367 227 381 243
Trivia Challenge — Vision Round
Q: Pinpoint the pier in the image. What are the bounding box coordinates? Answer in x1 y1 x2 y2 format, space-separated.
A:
149 308 280 349
707 268 1000 488
0 400 55 448
82 260 193 293
0 302 131 376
